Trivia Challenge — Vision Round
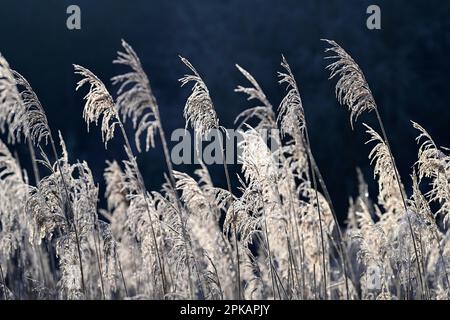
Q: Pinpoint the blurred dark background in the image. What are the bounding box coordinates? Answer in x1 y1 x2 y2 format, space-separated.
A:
1 0 450 223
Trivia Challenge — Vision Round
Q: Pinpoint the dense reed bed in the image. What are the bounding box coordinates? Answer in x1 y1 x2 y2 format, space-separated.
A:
0 40 449 300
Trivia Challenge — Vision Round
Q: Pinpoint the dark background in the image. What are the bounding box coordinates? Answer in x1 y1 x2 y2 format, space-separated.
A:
1 0 449 223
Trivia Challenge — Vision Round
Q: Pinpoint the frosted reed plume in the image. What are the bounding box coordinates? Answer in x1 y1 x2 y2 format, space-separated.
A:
74 65 118 148
179 56 220 139
322 39 376 129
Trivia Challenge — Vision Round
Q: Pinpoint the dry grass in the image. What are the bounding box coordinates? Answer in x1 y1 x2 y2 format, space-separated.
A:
0 40 449 300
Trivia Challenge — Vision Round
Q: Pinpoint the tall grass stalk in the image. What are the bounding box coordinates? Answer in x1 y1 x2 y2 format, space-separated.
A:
179 57 242 299
323 39 425 298
112 42 196 298
74 64 168 297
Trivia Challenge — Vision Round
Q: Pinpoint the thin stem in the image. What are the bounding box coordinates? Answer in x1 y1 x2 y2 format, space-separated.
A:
218 135 241 300
117 255 129 298
35 243 48 292
0 263 7 300
304 129 328 300
300 233 306 299
309 153 350 299
49 136 86 297
78 163 106 299
205 254 224 300
26 137 40 184
261 216 278 299
92 227 106 299
286 223 301 297
155 109 195 299
116 122 167 297
418 234 430 299
313 263 317 300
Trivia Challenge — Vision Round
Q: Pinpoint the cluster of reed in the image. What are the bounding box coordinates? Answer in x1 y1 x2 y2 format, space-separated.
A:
0 39 448 300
